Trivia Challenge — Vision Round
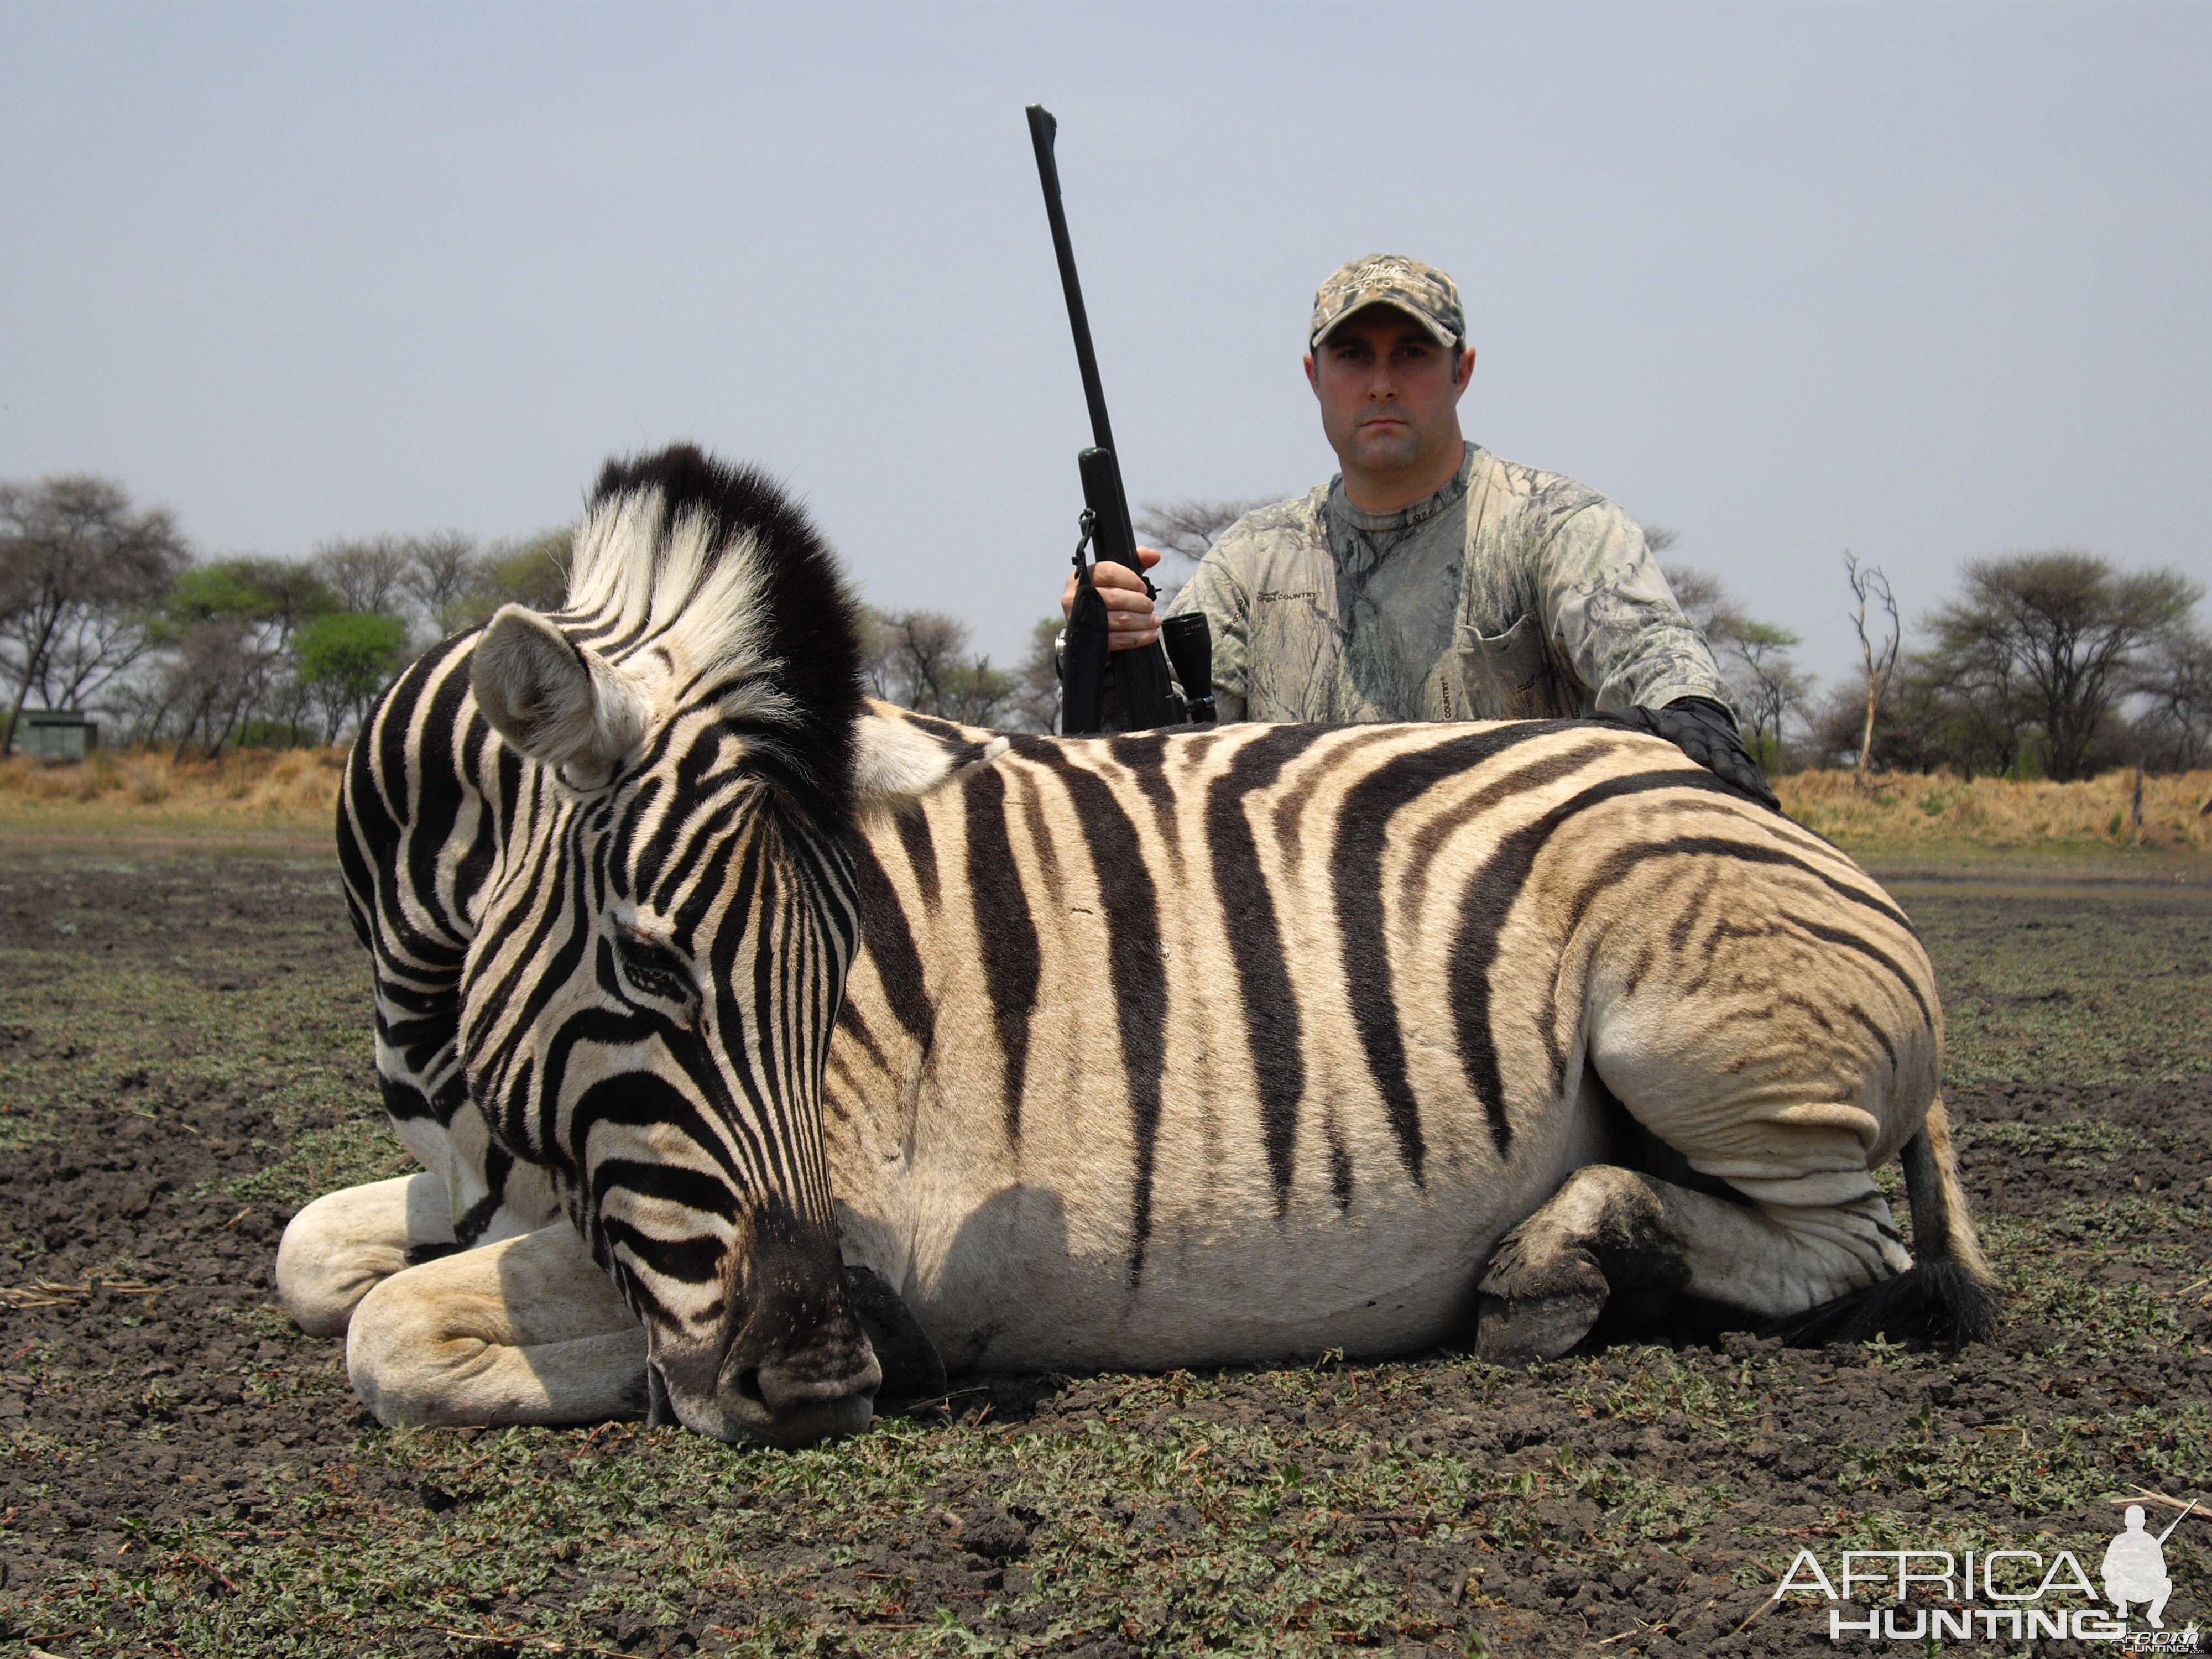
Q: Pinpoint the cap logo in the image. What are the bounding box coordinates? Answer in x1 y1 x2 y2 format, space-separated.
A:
1310 254 1465 351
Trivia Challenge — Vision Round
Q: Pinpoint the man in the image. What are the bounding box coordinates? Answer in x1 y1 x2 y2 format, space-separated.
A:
1058 253 1774 806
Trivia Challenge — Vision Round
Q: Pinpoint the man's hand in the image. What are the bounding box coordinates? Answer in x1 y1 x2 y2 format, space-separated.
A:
1604 696 1780 811
1061 546 1162 651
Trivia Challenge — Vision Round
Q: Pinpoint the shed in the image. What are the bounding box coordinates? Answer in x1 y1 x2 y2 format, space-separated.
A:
16 710 100 763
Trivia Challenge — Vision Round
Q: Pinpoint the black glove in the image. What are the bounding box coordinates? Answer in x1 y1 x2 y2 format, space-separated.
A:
1603 696 1780 811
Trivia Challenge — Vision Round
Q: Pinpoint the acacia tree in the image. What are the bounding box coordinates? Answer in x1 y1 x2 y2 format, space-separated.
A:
1725 619 1812 768
315 535 414 618
1908 597 2031 776
860 608 1016 727
2129 624 2212 771
1010 616 1064 734
1135 497 1274 609
1660 561 1813 767
1 476 190 751
437 529 572 631
400 531 483 638
1928 552 2198 782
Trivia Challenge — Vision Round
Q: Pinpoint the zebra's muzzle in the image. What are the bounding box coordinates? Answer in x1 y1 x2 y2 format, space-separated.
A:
647 1233 885 1446
643 1349 878 1447
708 1293 883 1447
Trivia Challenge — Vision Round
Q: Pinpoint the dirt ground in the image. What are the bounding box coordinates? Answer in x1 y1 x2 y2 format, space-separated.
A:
0 841 2205 1657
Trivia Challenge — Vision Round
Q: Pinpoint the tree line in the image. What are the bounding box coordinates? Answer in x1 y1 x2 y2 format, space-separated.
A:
875 505 2207 779
0 475 569 758
4 474 2205 776
1655 529 2208 780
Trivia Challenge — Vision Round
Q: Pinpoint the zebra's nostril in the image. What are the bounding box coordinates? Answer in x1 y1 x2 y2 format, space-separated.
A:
732 1367 766 1406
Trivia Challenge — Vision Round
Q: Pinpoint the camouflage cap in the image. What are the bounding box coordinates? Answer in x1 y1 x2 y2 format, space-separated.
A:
1309 254 1464 351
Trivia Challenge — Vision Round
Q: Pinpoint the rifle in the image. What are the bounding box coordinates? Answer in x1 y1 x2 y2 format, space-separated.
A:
1024 104 1214 734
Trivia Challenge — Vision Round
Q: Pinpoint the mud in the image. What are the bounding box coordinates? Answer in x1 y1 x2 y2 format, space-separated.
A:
0 853 2206 1655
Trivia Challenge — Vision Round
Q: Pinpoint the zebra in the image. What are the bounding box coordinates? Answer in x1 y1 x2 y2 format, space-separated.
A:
276 443 1997 1446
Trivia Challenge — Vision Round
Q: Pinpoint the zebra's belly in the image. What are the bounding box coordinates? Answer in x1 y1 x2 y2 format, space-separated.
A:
911 1196 1511 1374
834 1078 1608 1376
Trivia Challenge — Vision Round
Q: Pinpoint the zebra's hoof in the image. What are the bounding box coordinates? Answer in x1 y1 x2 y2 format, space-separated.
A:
1474 1291 1606 1365
645 1361 678 1426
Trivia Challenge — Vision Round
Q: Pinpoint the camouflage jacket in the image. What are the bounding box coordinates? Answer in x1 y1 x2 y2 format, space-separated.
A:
1160 442 1730 724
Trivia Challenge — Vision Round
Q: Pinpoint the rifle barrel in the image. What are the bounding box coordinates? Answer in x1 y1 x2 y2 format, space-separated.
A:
1025 105 1117 457
2154 1498 2198 1545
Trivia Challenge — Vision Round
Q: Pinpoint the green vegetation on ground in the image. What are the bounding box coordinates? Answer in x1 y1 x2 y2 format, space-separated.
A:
1877 876 2212 1086
0 844 2205 1655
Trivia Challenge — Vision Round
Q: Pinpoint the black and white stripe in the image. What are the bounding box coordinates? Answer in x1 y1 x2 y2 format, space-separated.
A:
340 445 882 1438
825 708 1991 1371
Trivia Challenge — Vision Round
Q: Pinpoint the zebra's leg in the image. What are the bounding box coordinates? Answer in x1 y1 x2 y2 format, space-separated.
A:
844 1265 947 1404
276 1174 457 1338
346 1221 648 1429
1474 1164 1908 1363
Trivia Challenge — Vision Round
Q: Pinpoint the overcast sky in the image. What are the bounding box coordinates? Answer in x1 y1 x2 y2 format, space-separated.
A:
5 1 2208 697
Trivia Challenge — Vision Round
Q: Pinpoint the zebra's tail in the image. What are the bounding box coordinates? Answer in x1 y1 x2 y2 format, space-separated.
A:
1766 1095 2002 1348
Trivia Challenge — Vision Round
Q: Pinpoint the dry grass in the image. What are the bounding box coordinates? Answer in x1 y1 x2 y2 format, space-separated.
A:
1778 765 2212 850
6 747 2211 854
0 745 345 836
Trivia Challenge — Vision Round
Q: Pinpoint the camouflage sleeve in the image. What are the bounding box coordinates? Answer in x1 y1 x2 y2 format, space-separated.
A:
1536 500 1734 718
1161 536 1254 722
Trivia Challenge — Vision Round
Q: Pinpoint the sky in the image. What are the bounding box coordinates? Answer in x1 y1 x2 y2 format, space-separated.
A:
4 1 2209 698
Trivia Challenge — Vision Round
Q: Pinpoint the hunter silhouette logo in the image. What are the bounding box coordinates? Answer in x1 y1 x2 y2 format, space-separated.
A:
1770 1493 2202 1645
2106 1501 2193 1629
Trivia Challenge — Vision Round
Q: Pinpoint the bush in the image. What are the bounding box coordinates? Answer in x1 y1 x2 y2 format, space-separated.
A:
234 718 316 749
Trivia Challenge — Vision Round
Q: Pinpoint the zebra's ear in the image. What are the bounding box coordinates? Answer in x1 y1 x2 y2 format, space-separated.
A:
473 604 649 779
851 703 1006 809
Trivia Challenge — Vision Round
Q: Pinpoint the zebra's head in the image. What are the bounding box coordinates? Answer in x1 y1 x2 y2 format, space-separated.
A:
456 446 964 1446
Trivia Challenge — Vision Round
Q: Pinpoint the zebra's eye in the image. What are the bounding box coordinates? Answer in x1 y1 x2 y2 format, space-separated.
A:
613 931 699 1016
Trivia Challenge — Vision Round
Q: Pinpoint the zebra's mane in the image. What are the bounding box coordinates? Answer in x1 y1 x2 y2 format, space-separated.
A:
561 444 866 828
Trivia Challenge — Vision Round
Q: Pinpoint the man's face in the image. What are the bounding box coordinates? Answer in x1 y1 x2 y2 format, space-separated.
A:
1305 305 1475 484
